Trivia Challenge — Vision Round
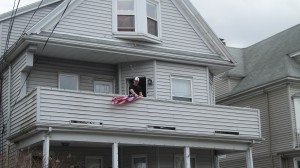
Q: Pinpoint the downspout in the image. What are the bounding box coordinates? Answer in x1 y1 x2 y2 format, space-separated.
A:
5 64 11 167
266 91 275 168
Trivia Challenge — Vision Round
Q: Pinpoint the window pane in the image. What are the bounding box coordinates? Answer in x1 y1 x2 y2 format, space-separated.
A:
172 78 192 98
59 75 78 90
147 18 158 36
94 82 112 94
86 157 102 168
118 15 135 31
147 2 157 19
118 0 134 11
133 157 146 168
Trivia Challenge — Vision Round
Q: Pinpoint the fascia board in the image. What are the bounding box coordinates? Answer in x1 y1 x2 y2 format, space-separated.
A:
172 0 236 63
0 0 63 22
26 0 84 34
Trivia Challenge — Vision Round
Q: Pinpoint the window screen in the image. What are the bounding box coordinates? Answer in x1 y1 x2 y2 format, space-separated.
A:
59 74 78 90
172 78 192 102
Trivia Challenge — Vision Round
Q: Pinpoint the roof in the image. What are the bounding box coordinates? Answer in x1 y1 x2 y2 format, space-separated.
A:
220 23 300 98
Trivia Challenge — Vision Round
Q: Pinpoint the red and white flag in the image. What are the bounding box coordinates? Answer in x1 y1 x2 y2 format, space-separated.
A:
112 95 142 105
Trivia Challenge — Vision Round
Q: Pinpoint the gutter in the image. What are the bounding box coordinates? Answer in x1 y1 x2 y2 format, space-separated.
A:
217 77 300 103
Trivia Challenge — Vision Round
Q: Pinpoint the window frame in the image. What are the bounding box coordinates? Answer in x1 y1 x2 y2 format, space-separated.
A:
85 156 104 168
58 73 79 91
116 0 137 32
94 80 114 94
112 0 161 43
132 154 148 168
170 76 193 103
146 0 159 37
174 154 197 168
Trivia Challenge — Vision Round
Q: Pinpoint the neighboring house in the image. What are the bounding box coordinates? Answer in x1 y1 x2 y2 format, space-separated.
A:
0 0 261 167
215 24 300 168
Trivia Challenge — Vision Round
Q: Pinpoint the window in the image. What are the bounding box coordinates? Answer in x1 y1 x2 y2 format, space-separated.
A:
147 1 158 36
132 155 147 168
294 157 300 168
117 0 135 32
294 98 300 134
85 156 103 168
126 77 147 97
171 77 193 102
94 81 113 94
58 73 79 90
174 155 196 168
113 0 161 43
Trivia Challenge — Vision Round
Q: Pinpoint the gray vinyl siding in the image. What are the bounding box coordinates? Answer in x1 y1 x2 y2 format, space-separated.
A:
220 93 272 168
53 0 212 54
214 73 230 97
27 56 118 93
156 61 209 104
0 3 59 55
268 87 294 153
120 61 155 98
214 74 241 98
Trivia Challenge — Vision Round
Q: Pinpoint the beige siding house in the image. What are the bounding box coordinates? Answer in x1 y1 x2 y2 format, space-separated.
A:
215 24 300 168
0 0 261 168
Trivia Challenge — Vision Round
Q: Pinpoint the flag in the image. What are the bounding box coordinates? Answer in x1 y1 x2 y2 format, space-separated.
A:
112 95 142 105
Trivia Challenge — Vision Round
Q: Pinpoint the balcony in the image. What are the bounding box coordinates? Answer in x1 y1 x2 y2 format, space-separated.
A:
11 87 261 141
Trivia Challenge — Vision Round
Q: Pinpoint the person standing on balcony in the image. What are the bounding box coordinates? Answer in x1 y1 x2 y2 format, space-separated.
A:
129 77 143 97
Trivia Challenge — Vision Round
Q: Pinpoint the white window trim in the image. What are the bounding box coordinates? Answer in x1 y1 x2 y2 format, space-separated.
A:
85 156 104 168
174 154 197 168
294 98 300 134
58 73 79 90
112 0 162 43
94 80 114 94
294 157 300 168
132 154 148 168
170 76 194 103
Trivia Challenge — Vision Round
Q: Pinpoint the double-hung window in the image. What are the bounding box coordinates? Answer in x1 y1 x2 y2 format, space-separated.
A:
117 0 135 32
147 1 158 36
171 77 193 102
114 0 161 43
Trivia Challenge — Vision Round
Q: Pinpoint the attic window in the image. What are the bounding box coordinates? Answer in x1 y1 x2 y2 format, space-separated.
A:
113 0 161 43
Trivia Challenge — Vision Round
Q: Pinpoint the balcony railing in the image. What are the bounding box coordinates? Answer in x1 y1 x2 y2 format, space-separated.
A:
10 87 261 140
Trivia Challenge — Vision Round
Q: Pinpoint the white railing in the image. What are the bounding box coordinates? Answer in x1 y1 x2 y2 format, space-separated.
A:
11 87 262 139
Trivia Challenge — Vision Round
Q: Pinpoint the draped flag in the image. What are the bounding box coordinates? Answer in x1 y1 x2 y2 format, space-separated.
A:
112 95 143 105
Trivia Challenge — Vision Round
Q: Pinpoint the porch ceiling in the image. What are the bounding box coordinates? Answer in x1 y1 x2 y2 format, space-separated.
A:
35 42 150 64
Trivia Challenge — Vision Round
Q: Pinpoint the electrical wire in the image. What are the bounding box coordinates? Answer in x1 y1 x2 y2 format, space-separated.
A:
5 0 22 53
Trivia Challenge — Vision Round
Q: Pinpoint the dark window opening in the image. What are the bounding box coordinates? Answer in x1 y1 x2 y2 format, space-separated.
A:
127 77 147 97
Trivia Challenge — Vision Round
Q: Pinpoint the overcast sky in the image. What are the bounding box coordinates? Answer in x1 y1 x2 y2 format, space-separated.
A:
0 0 300 48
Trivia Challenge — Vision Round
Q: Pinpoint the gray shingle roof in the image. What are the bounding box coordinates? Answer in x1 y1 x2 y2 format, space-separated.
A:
224 23 300 96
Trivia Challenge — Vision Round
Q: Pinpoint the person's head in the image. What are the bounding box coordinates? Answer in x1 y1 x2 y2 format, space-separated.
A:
133 77 139 86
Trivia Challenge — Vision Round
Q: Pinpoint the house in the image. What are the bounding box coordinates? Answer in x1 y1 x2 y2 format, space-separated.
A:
215 24 300 168
0 0 261 167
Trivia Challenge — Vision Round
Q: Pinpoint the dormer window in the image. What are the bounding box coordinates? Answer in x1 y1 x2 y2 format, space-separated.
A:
113 0 161 43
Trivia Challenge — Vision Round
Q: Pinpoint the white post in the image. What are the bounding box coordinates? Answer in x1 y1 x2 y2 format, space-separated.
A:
246 147 254 168
42 135 50 168
215 155 220 168
184 147 191 168
112 143 119 168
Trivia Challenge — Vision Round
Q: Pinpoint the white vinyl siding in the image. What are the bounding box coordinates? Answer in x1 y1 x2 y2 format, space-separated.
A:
0 3 59 55
52 0 212 54
156 61 208 104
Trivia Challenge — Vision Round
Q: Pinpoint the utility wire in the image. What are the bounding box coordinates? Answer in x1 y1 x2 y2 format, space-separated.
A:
21 0 45 36
5 0 22 53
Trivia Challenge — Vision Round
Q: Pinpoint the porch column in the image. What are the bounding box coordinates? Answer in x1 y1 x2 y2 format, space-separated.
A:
112 143 119 168
184 147 191 168
246 147 254 168
214 155 220 168
42 135 50 168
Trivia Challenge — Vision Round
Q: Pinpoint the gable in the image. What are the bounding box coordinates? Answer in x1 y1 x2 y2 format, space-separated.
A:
39 0 219 55
0 2 60 56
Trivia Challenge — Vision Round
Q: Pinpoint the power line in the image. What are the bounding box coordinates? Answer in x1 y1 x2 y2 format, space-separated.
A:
5 0 22 53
